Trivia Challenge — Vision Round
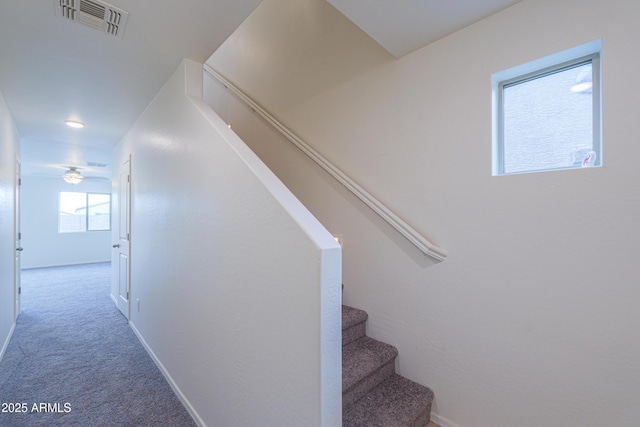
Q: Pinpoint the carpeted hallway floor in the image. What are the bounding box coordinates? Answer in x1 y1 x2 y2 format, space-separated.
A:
0 262 196 427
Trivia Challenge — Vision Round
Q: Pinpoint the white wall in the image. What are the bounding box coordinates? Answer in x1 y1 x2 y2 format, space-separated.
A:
112 59 341 427
0 89 19 360
20 176 111 269
206 0 640 426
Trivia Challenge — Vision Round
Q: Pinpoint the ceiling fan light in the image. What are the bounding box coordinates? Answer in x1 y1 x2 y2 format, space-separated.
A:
63 168 84 184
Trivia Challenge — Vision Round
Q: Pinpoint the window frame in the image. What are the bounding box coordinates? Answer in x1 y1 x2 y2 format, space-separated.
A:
58 191 112 233
492 40 602 176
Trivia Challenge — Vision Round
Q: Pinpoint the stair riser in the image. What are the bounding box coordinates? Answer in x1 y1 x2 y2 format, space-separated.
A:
342 306 435 426
409 403 432 427
343 374 434 427
343 321 366 347
343 359 395 409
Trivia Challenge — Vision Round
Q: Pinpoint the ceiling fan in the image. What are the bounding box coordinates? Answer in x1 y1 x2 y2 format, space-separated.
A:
62 166 109 185
63 167 84 184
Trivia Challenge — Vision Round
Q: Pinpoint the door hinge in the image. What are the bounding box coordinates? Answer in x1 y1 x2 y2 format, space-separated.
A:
18 287 21 295
18 232 21 240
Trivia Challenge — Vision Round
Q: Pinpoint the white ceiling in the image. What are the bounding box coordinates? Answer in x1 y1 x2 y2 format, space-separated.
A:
0 0 262 180
1 0 521 181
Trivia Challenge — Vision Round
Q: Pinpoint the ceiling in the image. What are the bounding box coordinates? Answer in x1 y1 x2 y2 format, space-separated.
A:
0 0 262 180
1 0 521 182
327 0 522 57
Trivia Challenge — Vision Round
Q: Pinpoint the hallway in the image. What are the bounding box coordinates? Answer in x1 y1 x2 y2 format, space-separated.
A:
0 263 195 426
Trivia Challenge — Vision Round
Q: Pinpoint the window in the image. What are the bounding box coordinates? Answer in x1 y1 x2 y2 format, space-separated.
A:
59 192 111 233
493 41 601 175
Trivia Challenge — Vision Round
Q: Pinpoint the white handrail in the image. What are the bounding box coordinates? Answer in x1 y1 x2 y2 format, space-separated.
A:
203 64 447 261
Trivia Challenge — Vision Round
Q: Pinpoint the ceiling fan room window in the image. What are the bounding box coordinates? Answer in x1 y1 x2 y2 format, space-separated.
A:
59 192 111 233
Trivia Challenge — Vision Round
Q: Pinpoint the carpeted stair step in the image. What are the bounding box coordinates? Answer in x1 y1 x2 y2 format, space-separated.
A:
342 305 368 346
343 336 398 408
343 374 435 427
341 304 435 426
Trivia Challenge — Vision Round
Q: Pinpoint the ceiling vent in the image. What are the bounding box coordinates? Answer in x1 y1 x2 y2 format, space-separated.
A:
86 161 109 168
55 0 128 38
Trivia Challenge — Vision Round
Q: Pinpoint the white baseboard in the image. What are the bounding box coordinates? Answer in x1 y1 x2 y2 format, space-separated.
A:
126 318 458 427
0 322 16 363
21 260 111 270
431 412 462 427
129 322 206 427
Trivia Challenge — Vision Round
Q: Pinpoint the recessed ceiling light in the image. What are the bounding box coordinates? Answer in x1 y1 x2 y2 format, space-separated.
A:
65 120 84 129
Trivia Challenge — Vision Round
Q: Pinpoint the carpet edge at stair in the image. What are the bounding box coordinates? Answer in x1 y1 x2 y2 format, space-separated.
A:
343 374 434 427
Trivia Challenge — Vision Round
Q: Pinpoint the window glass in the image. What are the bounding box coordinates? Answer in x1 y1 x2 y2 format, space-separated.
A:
59 192 111 233
502 61 596 174
59 192 88 233
88 193 111 231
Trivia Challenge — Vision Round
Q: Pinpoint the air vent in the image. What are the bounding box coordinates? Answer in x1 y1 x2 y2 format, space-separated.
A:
86 161 108 168
55 0 128 38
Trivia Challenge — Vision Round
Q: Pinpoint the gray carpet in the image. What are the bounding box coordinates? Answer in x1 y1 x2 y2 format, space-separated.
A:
0 262 196 427
342 305 434 427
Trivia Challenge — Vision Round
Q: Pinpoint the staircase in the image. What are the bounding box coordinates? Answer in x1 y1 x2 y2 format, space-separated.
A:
342 305 434 427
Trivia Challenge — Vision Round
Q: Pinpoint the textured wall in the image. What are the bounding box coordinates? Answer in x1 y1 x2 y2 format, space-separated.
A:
206 0 640 425
112 59 341 426
0 90 19 359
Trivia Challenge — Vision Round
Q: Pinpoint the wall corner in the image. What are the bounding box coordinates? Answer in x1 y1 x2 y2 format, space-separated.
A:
183 59 204 99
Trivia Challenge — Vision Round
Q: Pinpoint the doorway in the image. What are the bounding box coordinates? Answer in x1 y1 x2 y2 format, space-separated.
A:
15 167 116 317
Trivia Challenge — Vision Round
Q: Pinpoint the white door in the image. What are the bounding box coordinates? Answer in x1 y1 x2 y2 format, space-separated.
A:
14 158 21 320
113 157 131 319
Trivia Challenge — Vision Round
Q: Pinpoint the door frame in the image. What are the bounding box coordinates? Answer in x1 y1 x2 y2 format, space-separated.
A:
111 155 131 320
14 156 21 321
